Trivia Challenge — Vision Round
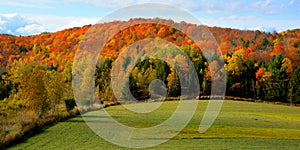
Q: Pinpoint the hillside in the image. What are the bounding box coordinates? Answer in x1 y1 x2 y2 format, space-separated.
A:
0 18 300 148
0 18 299 100
0 18 299 72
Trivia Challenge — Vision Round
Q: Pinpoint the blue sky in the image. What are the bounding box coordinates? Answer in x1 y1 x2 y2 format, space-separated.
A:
0 0 299 35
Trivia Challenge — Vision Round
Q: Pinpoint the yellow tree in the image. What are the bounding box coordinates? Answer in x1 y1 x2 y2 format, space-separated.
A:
224 49 244 96
19 66 48 118
44 70 65 115
282 57 293 79
167 67 180 97
225 54 243 76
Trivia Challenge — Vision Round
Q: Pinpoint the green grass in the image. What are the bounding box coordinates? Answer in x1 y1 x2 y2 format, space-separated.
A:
8 100 300 149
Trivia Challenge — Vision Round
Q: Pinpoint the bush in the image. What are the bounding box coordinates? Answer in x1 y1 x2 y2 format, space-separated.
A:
64 99 77 111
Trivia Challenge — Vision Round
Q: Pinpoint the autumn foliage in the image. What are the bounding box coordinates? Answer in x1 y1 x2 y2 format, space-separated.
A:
0 18 300 148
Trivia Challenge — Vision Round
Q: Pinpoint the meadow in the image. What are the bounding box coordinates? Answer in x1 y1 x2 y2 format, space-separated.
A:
8 100 300 149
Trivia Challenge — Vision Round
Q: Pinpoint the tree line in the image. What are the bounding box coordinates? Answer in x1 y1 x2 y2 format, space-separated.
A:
94 45 300 105
0 19 299 119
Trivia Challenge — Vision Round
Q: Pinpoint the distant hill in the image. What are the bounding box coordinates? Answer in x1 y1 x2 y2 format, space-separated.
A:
0 18 299 73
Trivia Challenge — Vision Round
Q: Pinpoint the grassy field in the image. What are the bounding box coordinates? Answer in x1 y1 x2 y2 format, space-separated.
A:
8 100 300 149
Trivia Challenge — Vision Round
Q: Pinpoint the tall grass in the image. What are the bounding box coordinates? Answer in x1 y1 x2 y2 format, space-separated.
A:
0 106 79 149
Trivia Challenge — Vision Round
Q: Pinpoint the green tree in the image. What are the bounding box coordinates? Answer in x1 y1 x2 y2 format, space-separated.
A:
288 66 300 105
241 59 258 98
155 59 170 84
130 58 157 99
95 58 113 102
265 54 288 101
0 72 11 100
260 37 271 50
128 73 138 98
187 47 207 96
122 56 131 71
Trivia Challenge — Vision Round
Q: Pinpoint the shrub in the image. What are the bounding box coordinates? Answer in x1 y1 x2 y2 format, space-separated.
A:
64 99 77 112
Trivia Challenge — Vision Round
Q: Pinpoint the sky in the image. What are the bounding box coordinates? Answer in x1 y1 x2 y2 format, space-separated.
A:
0 0 299 35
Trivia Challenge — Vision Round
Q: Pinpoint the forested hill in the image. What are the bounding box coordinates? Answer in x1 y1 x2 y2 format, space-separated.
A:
0 18 299 102
1 18 300 149
0 19 299 73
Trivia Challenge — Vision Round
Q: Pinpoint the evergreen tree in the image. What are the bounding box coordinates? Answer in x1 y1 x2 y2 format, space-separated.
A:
288 66 300 105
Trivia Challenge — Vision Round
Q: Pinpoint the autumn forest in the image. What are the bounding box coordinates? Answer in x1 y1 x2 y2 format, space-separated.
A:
0 18 300 147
